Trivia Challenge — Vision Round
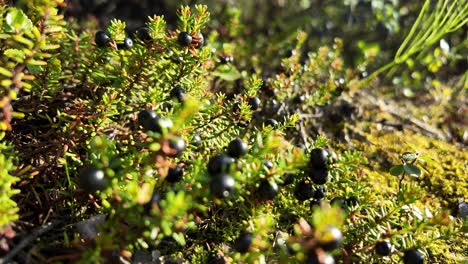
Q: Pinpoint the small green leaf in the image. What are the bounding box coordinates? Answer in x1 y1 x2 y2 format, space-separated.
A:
4 49 25 63
403 164 422 177
5 8 33 32
390 165 405 176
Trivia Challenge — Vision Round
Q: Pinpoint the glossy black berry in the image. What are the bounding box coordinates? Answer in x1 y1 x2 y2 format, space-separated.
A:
318 225 342 252
294 180 314 201
258 180 279 200
233 232 253 253
78 166 108 193
117 37 133 49
248 97 261 110
166 165 183 183
170 86 186 103
95 31 111 47
264 160 274 171
138 109 160 132
136 27 152 42
310 148 329 169
178 32 192 46
330 197 346 209
207 154 234 176
293 94 305 104
210 173 235 198
403 248 424 264
219 55 233 64
346 196 359 207
192 134 202 147
306 251 335 264
264 118 278 128
309 168 329 185
168 136 186 157
227 138 248 158
313 186 326 200
375 241 392 256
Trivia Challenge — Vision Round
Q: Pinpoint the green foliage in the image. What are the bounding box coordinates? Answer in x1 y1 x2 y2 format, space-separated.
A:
0 142 20 228
0 1 466 263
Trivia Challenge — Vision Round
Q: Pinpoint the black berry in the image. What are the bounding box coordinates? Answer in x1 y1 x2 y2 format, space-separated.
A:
207 154 234 176
210 173 235 198
375 241 392 256
403 248 424 264
248 97 261 110
178 32 192 46
294 180 314 201
346 196 359 207
78 166 108 193
318 225 342 251
227 138 248 158
313 186 326 200
258 179 279 200
167 136 186 157
166 165 183 183
309 168 329 185
233 232 253 253
330 197 346 209
264 160 274 171
136 27 152 42
95 30 111 47
310 148 329 169
192 134 202 147
117 37 133 49
170 86 186 103
138 109 160 132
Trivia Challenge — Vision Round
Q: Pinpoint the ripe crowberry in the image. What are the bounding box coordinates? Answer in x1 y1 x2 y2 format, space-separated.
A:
309 168 329 185
233 232 253 253
117 37 133 49
318 225 342 251
375 241 392 256
166 165 183 183
264 160 274 171
178 32 192 46
167 136 186 157
207 154 234 176
248 97 261 110
313 186 326 200
310 199 321 210
192 134 202 147
258 179 279 200
170 86 186 103
138 109 159 132
403 248 424 264
310 148 329 169
95 30 111 47
294 179 314 201
210 173 235 198
78 166 108 193
136 27 152 42
227 138 248 158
